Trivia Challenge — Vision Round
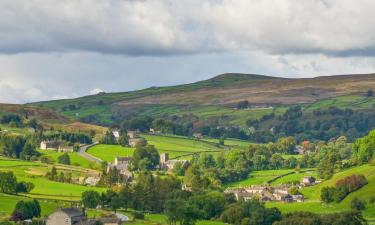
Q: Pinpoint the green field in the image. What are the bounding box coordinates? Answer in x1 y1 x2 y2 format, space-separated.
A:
87 135 224 162
227 169 295 187
305 95 375 111
267 164 375 220
38 149 98 169
0 193 71 220
0 158 106 201
87 144 135 162
143 135 223 159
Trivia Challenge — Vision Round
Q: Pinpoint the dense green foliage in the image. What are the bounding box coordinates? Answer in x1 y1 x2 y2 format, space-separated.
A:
353 129 375 164
273 211 366 225
131 145 160 171
11 200 41 221
321 174 368 203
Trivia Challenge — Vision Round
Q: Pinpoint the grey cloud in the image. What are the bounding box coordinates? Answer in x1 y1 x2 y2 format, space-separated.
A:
0 0 375 57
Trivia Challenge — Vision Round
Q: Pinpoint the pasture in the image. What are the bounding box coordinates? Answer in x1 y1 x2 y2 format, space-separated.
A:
87 144 135 163
0 158 106 201
226 169 295 187
267 164 375 221
38 149 98 169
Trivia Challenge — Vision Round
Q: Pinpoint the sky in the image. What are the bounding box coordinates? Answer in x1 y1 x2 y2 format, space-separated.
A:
1 0 375 103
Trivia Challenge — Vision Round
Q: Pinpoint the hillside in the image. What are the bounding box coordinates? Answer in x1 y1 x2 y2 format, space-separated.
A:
28 73 375 125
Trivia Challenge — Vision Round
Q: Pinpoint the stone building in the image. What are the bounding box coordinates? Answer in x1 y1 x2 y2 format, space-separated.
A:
40 140 74 152
46 208 85 225
159 153 188 171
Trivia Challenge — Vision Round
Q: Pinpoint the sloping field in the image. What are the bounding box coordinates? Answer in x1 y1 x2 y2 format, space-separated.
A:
0 158 106 201
87 144 135 163
38 149 99 169
267 164 375 220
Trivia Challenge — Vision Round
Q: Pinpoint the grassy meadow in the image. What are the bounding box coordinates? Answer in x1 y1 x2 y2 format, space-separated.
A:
267 164 375 220
38 149 99 169
0 158 106 201
87 144 135 163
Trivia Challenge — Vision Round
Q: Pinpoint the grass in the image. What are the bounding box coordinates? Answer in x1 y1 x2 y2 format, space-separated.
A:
0 193 71 220
87 144 135 163
87 135 224 162
226 169 295 187
270 169 317 186
305 95 375 111
0 158 106 201
266 164 375 221
38 149 99 169
142 135 222 159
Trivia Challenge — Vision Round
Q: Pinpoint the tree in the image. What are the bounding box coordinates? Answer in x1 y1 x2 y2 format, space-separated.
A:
101 131 116 144
321 187 335 203
11 200 41 221
132 145 160 170
16 182 34 193
19 141 40 161
109 196 122 213
236 100 249 109
58 153 71 165
0 171 17 194
82 190 100 208
351 197 366 210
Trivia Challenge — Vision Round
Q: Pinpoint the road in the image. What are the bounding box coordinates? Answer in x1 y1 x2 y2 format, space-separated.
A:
78 142 103 163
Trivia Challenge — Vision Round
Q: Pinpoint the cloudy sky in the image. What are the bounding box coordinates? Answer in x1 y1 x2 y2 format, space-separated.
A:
1 0 375 103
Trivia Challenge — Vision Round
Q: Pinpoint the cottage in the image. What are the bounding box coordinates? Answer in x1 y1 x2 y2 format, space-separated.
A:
111 130 120 141
302 176 316 186
85 176 101 186
159 153 188 171
40 140 74 152
128 138 145 147
46 207 85 225
107 157 133 180
193 133 203 139
294 145 307 155
127 130 139 139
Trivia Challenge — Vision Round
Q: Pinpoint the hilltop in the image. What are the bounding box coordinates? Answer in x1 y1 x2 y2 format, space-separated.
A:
26 73 375 125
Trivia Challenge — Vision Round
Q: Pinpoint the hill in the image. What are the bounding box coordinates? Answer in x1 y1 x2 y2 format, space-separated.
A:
28 73 375 125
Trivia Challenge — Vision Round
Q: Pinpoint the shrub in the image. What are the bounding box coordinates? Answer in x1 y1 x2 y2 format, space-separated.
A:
351 198 366 211
132 211 145 220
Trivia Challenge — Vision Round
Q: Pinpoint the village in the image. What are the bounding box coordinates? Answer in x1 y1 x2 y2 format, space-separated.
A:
225 176 318 203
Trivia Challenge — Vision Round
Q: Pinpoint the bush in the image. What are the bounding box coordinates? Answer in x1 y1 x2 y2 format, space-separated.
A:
351 197 366 211
58 153 71 165
132 211 145 220
369 196 375 204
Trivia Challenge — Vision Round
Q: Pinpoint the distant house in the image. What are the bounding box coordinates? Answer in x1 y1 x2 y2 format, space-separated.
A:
128 138 145 147
127 130 139 139
193 133 203 139
40 140 74 152
46 207 85 225
85 176 101 186
159 153 188 171
294 145 307 155
107 157 133 180
149 128 160 134
46 207 122 225
302 176 316 186
111 130 120 141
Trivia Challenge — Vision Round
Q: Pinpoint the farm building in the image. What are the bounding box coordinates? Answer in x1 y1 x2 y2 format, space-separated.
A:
127 130 139 139
40 140 74 152
111 129 120 141
46 207 122 225
46 207 85 225
107 156 133 180
159 153 188 171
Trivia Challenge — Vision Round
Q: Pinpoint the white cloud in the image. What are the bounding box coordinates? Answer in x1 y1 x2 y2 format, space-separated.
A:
89 88 104 95
0 0 374 103
0 0 374 56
